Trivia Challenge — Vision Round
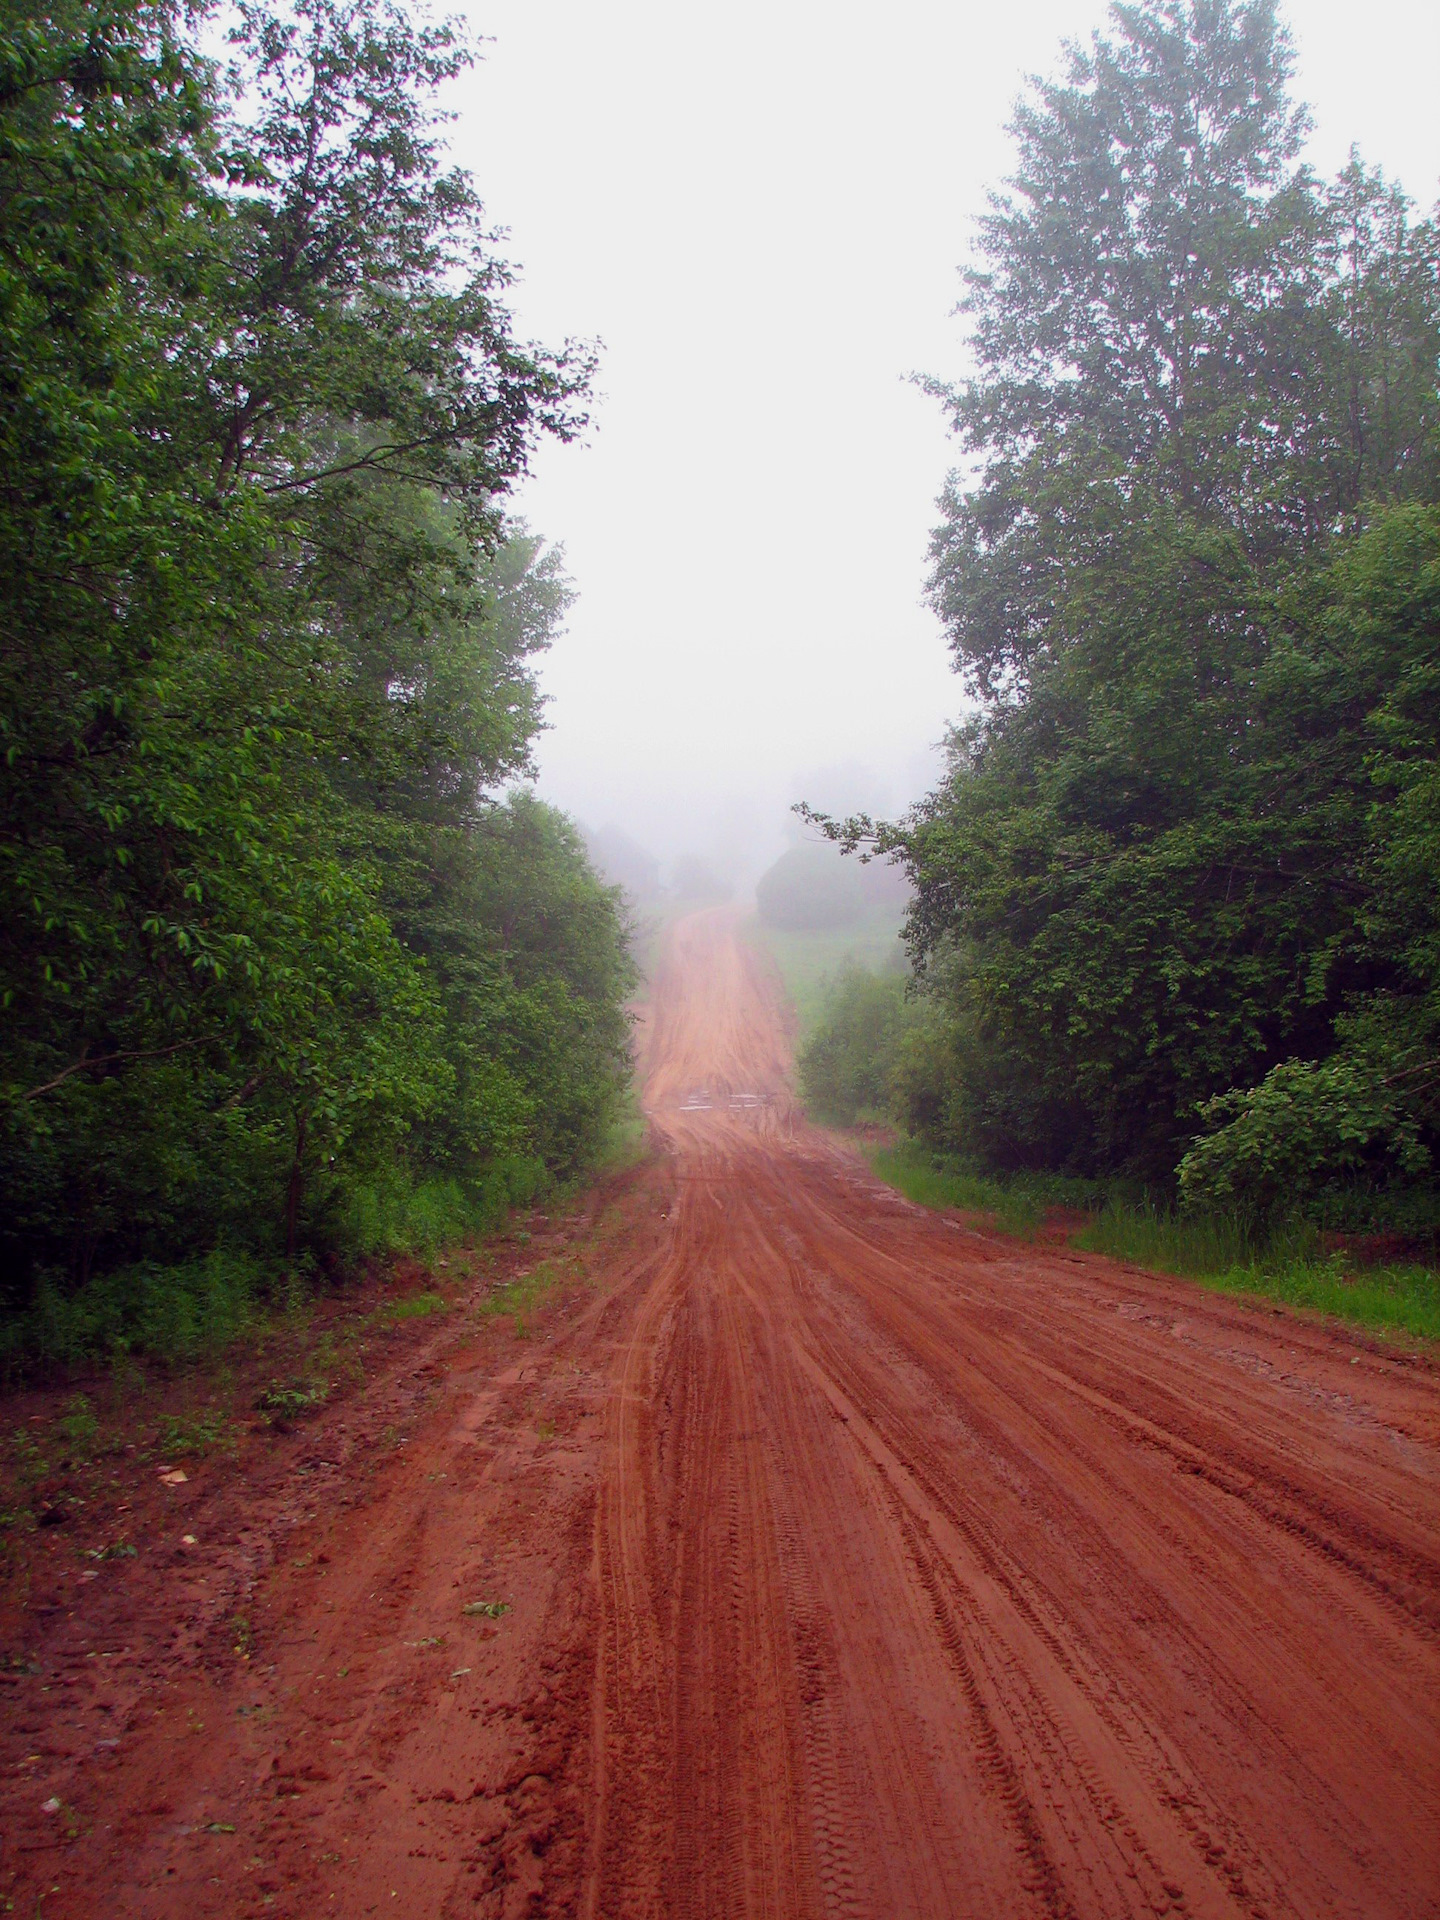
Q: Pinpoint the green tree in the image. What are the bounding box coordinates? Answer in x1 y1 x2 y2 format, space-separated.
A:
812 0 1440 1201
0 0 632 1335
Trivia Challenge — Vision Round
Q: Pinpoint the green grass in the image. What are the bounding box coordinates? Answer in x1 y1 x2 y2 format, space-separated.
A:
156 1406 235 1457
868 1139 1099 1237
476 1250 587 1338
869 1138 1439 1345
386 1291 448 1321
748 912 906 1040
1075 1201 1440 1343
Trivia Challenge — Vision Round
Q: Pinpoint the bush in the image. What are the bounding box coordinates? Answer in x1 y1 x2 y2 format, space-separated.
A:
1178 1056 1431 1221
798 967 916 1124
0 1248 269 1379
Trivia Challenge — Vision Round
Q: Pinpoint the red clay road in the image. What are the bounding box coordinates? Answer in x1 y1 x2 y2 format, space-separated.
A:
2 909 1438 1919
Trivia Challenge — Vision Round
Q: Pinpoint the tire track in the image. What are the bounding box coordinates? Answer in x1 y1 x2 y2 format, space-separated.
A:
580 910 1440 1920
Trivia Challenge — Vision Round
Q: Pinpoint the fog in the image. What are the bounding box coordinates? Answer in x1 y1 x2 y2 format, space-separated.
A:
447 0 1440 890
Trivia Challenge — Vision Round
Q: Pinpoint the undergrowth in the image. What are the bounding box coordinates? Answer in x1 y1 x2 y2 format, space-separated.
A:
0 1155 562 1382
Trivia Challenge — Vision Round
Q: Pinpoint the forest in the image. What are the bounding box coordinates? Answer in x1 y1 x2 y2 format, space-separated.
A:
0 0 636 1363
806 0 1440 1248
4 0 1438 1374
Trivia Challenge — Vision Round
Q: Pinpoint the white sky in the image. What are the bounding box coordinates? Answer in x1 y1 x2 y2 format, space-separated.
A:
447 0 1440 881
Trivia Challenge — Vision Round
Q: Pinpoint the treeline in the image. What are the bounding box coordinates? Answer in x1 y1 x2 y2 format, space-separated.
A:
0 0 635 1356
811 0 1439 1234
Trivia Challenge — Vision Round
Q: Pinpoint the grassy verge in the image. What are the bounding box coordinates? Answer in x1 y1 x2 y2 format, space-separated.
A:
868 1140 1099 1237
475 1248 586 1339
747 913 906 1041
1073 1202 1440 1343
867 1138 1439 1345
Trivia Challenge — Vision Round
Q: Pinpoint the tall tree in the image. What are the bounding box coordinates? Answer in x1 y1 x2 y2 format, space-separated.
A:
814 0 1440 1193
0 0 631 1327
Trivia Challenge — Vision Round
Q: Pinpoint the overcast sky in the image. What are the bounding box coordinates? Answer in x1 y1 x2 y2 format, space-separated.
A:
446 0 1440 883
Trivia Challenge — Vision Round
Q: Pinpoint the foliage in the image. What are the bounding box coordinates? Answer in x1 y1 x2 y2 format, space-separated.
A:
1177 1045 1430 1221
809 0 1440 1224
0 0 633 1360
797 967 916 1125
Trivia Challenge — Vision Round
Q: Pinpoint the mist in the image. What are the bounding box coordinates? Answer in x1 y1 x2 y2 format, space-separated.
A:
448 0 1440 887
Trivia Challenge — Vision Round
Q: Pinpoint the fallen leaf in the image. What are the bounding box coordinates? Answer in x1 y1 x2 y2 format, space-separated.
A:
158 1469 188 1486
41 1797 61 1815
182 1534 198 1546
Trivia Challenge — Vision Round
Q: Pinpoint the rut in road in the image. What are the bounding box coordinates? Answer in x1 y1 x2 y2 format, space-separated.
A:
587 909 1440 1920
5 909 1436 1920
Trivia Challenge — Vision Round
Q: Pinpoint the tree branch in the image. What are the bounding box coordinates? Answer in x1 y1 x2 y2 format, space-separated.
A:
260 432 467 495
20 1035 220 1101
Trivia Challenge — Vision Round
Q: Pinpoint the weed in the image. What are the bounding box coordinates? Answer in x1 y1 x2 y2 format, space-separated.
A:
870 1139 1439 1344
1075 1202 1440 1341
253 1380 328 1425
56 1394 100 1459
0 1248 269 1378
156 1409 232 1459
868 1140 1098 1237
339 1164 543 1260
477 1257 563 1336
386 1292 447 1321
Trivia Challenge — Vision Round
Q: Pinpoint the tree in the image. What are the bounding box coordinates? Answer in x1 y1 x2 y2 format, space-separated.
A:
812 0 1440 1197
0 0 632 1335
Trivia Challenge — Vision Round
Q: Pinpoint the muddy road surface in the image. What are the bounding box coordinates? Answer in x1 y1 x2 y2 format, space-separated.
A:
3 910 1438 1919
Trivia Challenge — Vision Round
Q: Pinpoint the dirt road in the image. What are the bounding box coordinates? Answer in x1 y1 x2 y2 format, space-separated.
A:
3 910 1438 1918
